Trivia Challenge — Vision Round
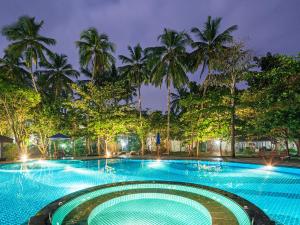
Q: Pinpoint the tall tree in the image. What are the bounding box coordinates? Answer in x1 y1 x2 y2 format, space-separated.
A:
243 53 300 156
119 44 148 155
76 28 115 80
30 104 59 157
2 16 56 92
0 82 40 155
38 53 79 100
209 43 252 157
146 29 190 154
69 81 135 155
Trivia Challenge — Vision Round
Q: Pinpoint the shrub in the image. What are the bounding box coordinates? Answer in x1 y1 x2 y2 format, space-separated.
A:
3 144 19 161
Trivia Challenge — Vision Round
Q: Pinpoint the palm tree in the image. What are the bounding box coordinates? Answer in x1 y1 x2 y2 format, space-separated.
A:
76 28 115 81
0 52 30 85
38 53 79 100
1 16 56 92
170 81 201 115
190 16 238 82
190 16 237 157
171 87 188 115
146 29 190 154
119 45 148 120
119 44 148 155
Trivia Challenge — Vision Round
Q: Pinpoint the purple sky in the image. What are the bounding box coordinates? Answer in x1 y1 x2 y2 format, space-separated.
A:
0 0 299 111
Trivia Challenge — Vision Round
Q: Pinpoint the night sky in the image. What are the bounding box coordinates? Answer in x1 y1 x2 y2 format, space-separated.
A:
0 0 299 110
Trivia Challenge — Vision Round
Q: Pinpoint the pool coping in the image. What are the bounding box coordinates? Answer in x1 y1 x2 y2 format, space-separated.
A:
28 181 274 225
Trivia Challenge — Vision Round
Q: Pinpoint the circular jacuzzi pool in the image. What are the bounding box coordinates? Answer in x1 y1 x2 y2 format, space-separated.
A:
30 181 273 225
88 193 212 225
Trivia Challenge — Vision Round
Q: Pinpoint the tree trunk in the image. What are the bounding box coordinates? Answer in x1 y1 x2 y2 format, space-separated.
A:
284 129 290 156
88 138 92 155
97 136 101 156
141 140 144 156
30 59 38 92
284 138 289 156
105 140 108 156
85 137 90 155
230 85 236 158
20 141 27 155
219 140 222 157
54 142 57 159
138 86 142 121
166 80 171 155
190 133 194 157
72 138 76 157
92 59 97 82
196 141 199 157
37 132 48 158
295 140 300 156
138 85 144 156
0 142 3 158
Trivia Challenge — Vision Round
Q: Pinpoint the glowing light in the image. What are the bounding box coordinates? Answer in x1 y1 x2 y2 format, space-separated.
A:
20 154 28 162
120 140 126 148
214 140 221 145
265 164 274 170
61 143 67 149
106 151 112 158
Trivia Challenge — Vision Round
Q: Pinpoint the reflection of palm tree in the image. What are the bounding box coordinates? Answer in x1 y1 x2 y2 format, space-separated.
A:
2 16 56 92
38 53 79 100
146 29 190 154
76 28 115 81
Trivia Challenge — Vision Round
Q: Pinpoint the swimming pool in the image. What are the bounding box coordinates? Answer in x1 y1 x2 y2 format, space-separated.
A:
0 159 299 224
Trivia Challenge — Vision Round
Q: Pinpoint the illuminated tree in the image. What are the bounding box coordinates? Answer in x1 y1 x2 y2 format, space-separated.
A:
243 53 300 155
119 44 149 155
0 82 40 154
209 43 252 157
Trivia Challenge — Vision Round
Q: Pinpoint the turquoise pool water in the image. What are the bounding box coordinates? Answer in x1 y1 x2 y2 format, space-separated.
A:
52 182 250 225
0 159 299 224
88 193 212 225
